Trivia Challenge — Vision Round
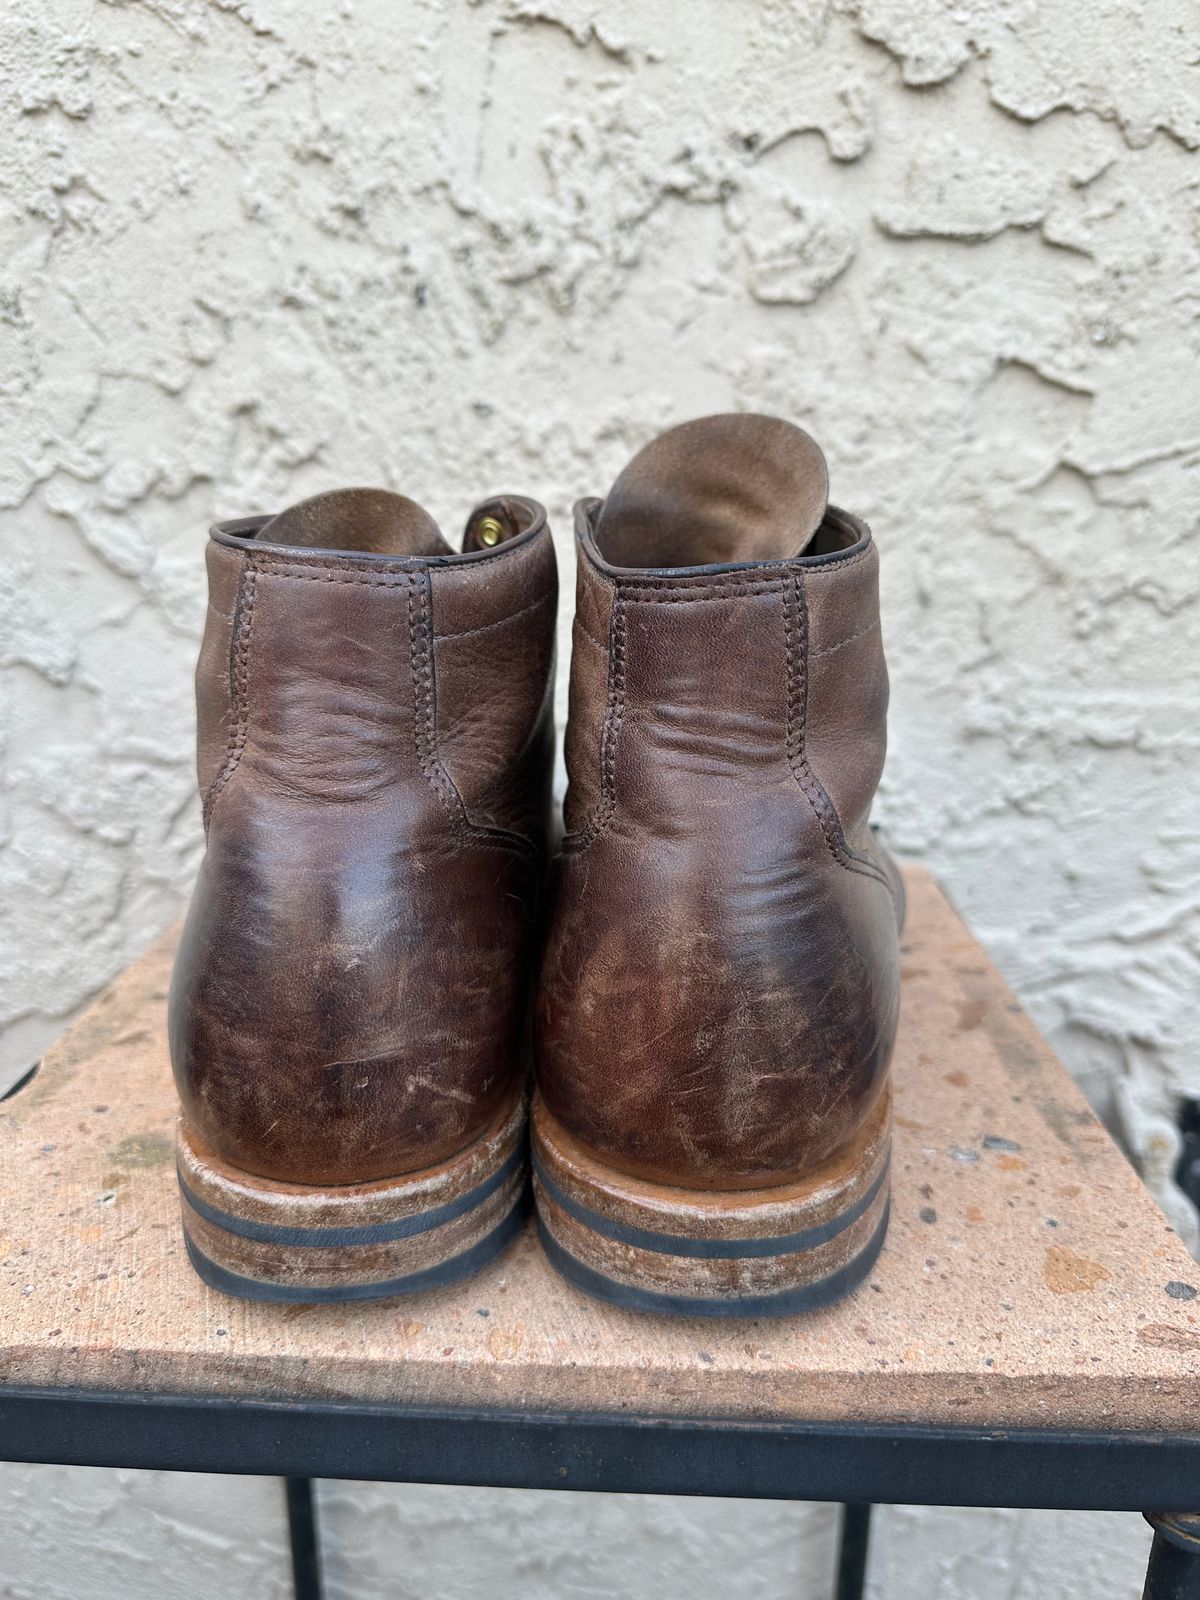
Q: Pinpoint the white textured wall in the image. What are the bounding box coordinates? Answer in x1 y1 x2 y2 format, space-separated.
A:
1 1 1196 1594
0 1463 1156 1600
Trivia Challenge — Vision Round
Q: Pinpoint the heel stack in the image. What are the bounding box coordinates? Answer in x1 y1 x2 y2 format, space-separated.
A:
532 1087 890 1318
177 1093 527 1303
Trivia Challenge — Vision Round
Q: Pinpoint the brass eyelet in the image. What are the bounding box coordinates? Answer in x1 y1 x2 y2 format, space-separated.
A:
477 516 505 548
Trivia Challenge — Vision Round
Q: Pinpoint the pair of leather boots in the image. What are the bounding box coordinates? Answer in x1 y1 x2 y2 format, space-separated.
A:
170 413 903 1319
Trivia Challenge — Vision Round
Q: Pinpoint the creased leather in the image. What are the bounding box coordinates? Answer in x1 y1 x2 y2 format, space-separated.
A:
170 494 556 1186
535 416 902 1192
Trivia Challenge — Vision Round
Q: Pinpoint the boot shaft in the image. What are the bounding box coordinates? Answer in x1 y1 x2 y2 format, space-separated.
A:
196 494 556 844
563 497 889 858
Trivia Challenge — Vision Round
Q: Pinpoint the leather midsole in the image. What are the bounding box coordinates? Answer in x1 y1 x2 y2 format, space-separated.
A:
176 1091 528 1292
532 1085 891 1301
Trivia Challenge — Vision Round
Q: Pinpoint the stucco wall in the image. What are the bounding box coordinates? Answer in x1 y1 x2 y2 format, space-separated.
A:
1 0 1196 1594
0 1462 1157 1600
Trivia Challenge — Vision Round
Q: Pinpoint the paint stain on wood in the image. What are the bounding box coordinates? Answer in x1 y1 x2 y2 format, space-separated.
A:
487 1323 525 1361
1044 1244 1111 1294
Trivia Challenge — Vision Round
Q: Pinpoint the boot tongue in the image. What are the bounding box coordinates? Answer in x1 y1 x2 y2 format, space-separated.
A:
257 487 452 558
594 414 830 570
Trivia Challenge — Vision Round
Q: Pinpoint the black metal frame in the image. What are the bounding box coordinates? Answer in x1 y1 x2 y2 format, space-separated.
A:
3 1387 1199 1598
1 1387 1199 1508
1142 1515 1200 1600
285 1477 322 1600
835 1504 872 1600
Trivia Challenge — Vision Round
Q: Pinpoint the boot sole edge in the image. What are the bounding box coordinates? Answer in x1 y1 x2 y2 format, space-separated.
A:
536 1202 889 1319
176 1092 527 1302
531 1087 891 1318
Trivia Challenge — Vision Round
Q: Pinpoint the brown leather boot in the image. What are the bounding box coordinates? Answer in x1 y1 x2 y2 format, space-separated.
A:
533 415 903 1317
170 488 556 1301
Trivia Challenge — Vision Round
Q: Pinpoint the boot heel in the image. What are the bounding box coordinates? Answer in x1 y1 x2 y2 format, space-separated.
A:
532 1088 890 1319
177 1093 527 1303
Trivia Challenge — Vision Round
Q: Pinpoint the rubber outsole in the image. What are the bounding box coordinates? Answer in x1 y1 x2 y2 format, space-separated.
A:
532 1149 890 1260
177 1144 524 1252
184 1194 528 1304
536 1199 889 1318
176 1092 527 1304
531 1087 892 1318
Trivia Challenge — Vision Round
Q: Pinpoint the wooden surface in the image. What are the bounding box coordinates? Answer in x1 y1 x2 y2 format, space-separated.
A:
1 868 1197 1430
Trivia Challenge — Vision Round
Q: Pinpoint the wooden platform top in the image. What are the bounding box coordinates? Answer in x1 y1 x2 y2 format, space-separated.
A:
1 868 1196 1431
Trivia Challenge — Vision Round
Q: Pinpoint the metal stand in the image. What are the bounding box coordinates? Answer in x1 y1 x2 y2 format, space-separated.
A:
274 1488 1200 1600
1143 1514 1200 1600
286 1477 323 1600
2 1388 1199 1600
282 1483 879 1600
835 1503 872 1600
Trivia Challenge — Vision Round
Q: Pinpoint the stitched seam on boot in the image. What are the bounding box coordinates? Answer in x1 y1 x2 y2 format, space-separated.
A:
203 561 256 831
786 574 894 897
610 542 874 598
620 580 786 604
597 595 627 838
239 561 411 587
411 572 464 827
562 592 626 853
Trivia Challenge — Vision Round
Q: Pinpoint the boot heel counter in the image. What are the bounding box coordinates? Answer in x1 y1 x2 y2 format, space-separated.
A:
169 820 539 1187
536 831 900 1190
